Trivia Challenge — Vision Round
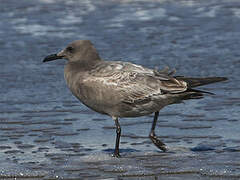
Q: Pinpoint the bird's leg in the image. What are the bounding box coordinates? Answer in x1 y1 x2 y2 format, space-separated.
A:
149 111 167 152
113 117 121 157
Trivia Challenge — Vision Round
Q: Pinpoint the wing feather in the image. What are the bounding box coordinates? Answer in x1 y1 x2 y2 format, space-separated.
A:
87 62 187 104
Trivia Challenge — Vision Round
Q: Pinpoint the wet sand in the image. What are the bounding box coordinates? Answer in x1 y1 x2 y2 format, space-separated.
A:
0 0 239 179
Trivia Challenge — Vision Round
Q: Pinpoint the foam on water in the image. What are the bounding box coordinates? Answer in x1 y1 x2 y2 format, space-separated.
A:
14 24 55 36
232 8 240 18
111 7 166 23
58 14 83 25
81 153 114 162
0 161 47 178
39 0 56 4
196 6 220 18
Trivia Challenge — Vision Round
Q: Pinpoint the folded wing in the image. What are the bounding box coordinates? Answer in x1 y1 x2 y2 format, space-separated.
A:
88 62 188 104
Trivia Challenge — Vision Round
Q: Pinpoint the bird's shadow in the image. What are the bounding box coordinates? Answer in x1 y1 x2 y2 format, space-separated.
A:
102 148 140 154
102 148 175 156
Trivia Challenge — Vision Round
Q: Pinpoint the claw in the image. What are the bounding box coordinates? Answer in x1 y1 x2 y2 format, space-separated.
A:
149 133 167 152
112 152 121 158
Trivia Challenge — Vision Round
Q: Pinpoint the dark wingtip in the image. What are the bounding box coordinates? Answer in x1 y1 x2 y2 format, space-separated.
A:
214 77 228 82
204 77 228 83
188 88 215 95
176 76 228 88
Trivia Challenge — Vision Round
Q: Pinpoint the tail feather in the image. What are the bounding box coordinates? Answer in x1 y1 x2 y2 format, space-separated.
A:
173 76 227 102
175 77 227 88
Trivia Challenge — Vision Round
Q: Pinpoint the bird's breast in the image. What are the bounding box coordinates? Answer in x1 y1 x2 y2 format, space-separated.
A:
64 66 84 99
64 66 112 115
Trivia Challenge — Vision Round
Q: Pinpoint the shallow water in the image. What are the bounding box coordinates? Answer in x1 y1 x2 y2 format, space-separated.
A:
0 0 240 179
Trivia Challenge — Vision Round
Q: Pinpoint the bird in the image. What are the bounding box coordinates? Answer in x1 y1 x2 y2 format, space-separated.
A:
43 40 227 157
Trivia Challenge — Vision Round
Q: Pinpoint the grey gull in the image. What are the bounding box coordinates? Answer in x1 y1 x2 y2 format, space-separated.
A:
43 40 227 157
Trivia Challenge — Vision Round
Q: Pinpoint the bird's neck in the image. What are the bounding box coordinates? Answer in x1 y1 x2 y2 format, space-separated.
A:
66 58 102 72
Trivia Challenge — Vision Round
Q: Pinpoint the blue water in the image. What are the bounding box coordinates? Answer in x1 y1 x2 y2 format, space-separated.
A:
0 0 240 179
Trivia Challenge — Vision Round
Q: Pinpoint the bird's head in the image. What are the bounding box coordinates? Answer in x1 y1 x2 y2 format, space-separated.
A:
43 40 100 63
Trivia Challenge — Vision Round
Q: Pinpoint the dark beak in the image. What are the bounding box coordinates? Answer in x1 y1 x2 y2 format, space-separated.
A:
43 54 63 63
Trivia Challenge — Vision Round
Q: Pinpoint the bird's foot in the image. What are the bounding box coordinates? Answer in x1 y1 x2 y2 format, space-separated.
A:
112 151 121 158
149 132 167 152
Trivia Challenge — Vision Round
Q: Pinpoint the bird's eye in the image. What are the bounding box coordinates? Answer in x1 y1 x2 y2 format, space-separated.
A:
66 46 74 53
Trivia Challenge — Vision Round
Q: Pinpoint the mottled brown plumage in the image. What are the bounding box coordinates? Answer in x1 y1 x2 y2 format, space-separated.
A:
43 40 227 157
